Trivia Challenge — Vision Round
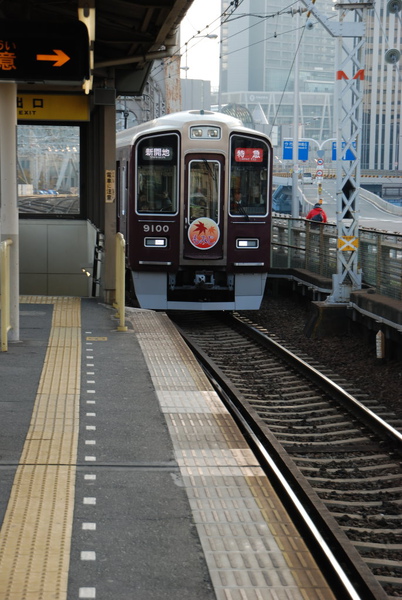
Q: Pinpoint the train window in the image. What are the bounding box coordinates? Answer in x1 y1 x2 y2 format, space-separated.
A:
229 134 270 217
17 125 80 215
188 160 220 223
135 133 179 214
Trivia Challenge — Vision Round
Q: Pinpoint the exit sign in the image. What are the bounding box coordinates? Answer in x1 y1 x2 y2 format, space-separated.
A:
0 20 89 84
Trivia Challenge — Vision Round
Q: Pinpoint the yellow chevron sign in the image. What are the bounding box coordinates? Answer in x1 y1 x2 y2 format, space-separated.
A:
337 236 359 251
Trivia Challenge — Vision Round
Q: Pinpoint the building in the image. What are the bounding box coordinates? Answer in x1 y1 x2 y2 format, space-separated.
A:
219 0 401 171
363 3 402 170
181 78 212 111
115 59 213 128
219 0 335 164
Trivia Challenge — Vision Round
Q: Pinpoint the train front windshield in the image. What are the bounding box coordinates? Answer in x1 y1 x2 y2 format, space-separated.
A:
188 160 220 223
229 135 269 216
135 133 179 214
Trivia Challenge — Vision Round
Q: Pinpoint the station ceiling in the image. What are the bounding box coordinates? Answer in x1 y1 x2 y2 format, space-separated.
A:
0 0 194 95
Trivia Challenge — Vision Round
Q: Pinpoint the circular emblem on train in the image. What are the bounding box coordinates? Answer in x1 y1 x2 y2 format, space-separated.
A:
188 217 220 250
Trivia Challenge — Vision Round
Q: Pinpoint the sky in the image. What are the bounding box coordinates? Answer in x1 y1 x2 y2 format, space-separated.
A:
179 0 221 89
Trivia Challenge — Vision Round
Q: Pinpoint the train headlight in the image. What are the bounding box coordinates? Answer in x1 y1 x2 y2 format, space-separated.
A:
190 126 222 139
236 238 259 248
207 128 220 138
145 237 167 247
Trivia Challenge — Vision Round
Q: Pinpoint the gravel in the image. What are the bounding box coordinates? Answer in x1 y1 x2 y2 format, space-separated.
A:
239 291 402 421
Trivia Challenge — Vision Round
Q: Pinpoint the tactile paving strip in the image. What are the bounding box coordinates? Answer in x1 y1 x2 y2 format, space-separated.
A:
130 310 336 600
0 297 81 600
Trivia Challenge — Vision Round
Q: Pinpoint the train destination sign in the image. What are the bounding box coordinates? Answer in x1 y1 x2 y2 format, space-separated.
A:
0 20 89 84
235 148 263 162
143 147 173 160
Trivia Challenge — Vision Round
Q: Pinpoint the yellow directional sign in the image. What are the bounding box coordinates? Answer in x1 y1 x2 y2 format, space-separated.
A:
17 94 89 122
337 236 359 251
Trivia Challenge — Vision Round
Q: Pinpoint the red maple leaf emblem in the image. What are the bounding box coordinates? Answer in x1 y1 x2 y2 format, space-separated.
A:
194 220 207 235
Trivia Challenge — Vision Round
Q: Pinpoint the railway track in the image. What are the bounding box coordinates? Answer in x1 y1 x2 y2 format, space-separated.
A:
169 311 402 600
18 195 79 214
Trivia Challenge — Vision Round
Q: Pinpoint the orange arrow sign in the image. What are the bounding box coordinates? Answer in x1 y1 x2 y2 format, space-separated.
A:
36 49 70 67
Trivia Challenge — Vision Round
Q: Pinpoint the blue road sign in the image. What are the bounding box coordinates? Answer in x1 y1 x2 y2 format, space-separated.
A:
332 141 356 161
283 140 293 160
282 140 309 161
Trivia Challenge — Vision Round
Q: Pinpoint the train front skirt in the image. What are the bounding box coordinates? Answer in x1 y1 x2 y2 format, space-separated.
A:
131 271 267 311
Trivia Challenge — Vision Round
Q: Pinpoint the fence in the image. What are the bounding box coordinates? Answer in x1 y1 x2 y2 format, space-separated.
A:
271 217 402 301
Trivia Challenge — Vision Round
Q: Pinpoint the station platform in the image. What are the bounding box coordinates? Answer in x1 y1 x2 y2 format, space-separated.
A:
0 297 335 600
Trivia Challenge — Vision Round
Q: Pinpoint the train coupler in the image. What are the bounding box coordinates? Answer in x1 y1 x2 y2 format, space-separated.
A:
194 271 215 289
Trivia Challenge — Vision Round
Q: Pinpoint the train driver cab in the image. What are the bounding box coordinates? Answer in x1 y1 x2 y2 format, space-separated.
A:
135 133 179 215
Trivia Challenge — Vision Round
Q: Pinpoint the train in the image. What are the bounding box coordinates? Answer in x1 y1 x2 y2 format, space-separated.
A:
116 110 273 310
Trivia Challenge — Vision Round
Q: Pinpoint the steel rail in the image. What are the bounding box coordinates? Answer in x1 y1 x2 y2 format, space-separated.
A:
231 314 402 450
172 316 390 600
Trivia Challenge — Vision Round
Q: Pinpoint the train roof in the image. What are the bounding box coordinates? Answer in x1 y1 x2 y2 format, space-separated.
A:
116 110 269 148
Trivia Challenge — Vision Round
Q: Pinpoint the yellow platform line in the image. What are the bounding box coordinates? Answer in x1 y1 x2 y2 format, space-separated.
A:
0 297 81 600
134 311 336 600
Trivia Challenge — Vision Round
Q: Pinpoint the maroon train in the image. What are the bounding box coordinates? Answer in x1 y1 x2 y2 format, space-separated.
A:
116 110 272 310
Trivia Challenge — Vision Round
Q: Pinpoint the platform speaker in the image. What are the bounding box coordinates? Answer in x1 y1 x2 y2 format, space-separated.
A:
385 49 401 64
387 0 402 13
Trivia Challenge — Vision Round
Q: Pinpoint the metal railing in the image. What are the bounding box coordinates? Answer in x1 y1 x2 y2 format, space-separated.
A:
1 239 13 351
271 216 402 301
114 233 128 332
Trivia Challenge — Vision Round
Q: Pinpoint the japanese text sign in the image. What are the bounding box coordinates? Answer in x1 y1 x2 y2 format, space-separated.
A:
0 20 89 84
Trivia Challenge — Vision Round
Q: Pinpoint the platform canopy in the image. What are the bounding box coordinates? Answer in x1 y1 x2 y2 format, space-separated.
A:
0 0 193 95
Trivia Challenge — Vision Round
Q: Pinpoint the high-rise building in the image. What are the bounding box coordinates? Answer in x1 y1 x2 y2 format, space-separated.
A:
220 0 335 151
363 3 402 170
219 0 401 170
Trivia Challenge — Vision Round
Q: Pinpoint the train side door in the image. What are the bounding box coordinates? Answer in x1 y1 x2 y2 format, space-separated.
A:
183 154 224 259
116 159 128 240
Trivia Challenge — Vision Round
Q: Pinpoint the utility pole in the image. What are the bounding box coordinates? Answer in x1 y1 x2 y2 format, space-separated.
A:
291 5 301 218
299 0 374 303
164 54 182 113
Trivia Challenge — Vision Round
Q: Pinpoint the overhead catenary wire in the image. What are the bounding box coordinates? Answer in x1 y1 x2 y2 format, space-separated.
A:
149 0 243 83
269 22 306 135
149 0 303 87
134 0 336 134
